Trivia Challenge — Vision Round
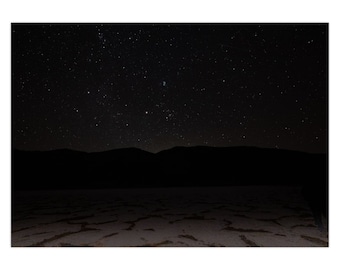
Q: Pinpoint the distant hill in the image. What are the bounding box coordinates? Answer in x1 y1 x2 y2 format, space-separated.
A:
12 146 326 190
12 145 328 231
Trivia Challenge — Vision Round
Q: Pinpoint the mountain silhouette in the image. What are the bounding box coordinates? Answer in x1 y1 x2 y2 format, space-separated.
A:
12 146 328 229
13 146 326 189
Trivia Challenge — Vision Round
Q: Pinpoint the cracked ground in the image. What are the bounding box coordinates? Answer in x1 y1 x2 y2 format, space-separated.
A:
12 186 328 247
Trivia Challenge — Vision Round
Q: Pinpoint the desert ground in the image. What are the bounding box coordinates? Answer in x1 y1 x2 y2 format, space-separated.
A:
12 186 328 247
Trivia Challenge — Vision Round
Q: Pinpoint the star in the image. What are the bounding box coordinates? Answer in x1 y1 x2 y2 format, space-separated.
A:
12 24 327 154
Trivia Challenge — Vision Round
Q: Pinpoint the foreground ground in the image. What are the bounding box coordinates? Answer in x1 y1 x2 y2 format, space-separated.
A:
12 186 328 247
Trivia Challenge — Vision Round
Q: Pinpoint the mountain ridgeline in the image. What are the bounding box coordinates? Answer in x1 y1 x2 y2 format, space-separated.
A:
12 146 328 232
12 146 327 190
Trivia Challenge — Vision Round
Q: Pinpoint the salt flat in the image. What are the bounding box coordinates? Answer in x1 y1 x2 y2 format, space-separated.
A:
12 186 328 247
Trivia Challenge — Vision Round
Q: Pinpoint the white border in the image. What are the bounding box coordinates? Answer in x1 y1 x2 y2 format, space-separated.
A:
1 1 339 269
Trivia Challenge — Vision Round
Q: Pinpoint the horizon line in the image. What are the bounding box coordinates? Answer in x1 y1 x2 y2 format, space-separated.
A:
12 145 327 155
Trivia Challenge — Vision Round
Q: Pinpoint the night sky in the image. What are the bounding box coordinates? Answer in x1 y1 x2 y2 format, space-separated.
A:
12 24 328 153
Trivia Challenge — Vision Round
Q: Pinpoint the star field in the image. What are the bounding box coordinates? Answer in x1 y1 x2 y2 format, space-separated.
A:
12 24 327 153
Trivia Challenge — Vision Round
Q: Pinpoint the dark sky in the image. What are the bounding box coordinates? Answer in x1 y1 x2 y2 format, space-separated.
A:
12 23 328 153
